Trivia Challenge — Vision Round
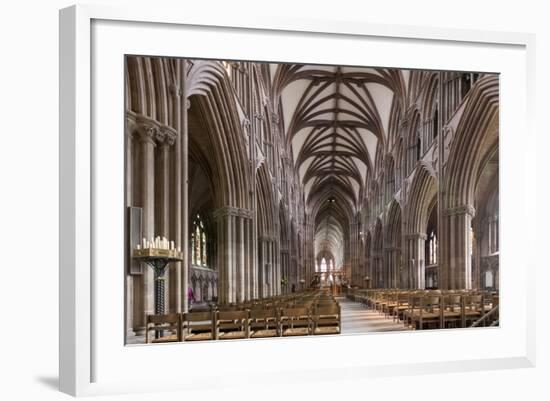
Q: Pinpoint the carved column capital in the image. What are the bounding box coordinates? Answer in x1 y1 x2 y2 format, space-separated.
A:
405 233 427 241
446 204 476 217
213 206 253 220
136 120 158 146
169 83 183 98
155 126 177 147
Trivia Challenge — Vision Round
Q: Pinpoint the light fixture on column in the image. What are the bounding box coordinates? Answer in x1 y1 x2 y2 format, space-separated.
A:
133 236 183 337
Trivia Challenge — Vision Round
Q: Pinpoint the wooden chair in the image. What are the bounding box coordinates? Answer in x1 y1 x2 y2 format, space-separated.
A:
181 311 215 341
248 308 279 338
441 293 463 328
280 307 311 336
383 291 400 318
216 310 249 340
392 292 410 322
407 293 441 330
312 304 341 335
462 294 483 327
145 313 181 344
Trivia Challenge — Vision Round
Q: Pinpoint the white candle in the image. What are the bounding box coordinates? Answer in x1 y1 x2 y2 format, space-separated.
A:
136 244 141 250
170 241 174 250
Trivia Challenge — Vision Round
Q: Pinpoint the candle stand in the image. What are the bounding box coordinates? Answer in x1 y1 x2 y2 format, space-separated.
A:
133 248 183 338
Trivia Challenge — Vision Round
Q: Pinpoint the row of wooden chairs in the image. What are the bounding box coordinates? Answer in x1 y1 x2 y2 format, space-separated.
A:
189 291 336 313
347 288 498 330
146 292 341 343
145 305 341 343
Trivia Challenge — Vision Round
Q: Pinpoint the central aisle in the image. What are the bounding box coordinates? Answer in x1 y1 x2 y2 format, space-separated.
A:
337 296 411 334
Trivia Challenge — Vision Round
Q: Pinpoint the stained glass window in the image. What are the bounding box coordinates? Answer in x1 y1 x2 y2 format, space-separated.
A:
191 214 208 267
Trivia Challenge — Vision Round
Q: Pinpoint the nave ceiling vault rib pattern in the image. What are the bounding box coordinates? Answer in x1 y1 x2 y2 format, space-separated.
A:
273 64 405 261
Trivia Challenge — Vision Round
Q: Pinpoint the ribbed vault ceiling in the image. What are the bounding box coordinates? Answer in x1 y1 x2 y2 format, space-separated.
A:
272 64 408 266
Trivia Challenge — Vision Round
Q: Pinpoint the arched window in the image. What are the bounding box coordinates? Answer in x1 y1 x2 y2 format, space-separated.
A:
191 214 208 267
425 204 438 267
320 258 327 272
427 230 437 265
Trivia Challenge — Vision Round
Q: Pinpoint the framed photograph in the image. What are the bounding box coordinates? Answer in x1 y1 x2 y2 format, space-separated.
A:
59 4 536 397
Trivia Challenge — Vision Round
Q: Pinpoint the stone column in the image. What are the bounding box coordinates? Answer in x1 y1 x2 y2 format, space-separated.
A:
263 238 270 297
384 247 392 288
170 75 182 314
406 233 427 289
134 119 157 334
216 211 226 302
257 237 263 298
243 215 251 301
125 115 135 336
281 249 288 294
350 222 358 286
213 207 253 303
181 60 190 313
386 247 402 288
445 205 475 290
271 239 276 296
155 127 176 312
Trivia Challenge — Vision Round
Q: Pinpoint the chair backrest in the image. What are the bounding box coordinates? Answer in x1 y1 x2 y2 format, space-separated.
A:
146 313 181 343
249 308 278 320
397 292 409 303
147 313 180 325
424 295 441 311
182 311 213 322
444 294 462 310
217 304 240 312
281 307 310 319
465 294 483 309
217 310 249 321
314 304 340 318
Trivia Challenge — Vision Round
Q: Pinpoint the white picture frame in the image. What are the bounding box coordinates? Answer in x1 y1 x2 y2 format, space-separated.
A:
59 4 536 397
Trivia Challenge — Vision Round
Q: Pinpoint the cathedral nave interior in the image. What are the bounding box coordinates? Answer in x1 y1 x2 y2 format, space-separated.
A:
125 58 499 343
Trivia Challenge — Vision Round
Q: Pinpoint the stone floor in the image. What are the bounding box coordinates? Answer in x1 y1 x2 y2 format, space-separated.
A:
337 296 410 334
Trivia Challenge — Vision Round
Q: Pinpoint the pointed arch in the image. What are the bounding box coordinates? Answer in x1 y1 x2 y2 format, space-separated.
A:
445 75 499 208
407 163 438 235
